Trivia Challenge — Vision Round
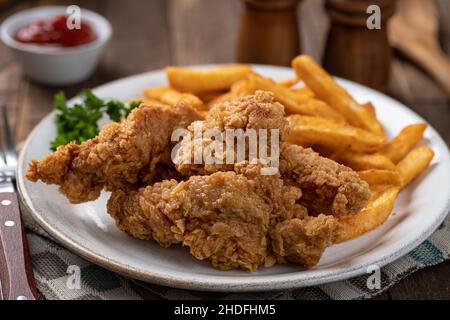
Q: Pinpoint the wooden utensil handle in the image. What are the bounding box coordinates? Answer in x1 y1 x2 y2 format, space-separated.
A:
0 192 37 300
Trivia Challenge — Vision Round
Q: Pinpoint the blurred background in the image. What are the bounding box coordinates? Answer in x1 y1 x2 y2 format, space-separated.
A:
0 0 450 141
0 0 449 299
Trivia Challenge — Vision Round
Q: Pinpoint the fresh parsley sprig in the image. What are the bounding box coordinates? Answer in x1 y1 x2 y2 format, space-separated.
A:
51 90 141 150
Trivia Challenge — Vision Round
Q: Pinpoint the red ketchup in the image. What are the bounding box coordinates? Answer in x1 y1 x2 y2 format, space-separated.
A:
14 15 96 47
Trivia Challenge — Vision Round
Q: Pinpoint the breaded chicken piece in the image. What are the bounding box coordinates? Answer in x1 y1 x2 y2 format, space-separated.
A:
173 91 370 216
26 103 201 203
137 148 185 186
206 90 289 137
107 164 336 271
270 215 337 267
280 143 371 216
174 91 289 175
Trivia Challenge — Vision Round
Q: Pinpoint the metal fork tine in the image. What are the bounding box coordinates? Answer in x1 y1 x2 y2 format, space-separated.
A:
0 105 17 168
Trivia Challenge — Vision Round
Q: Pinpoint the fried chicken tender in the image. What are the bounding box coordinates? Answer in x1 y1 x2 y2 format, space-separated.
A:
174 90 289 175
173 90 370 216
270 215 337 267
280 143 371 216
107 164 336 271
26 103 201 203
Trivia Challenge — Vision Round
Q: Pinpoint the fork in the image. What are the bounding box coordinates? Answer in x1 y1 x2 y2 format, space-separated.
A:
0 105 38 300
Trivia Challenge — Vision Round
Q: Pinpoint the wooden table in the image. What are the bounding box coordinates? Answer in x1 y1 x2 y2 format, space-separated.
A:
1 0 449 300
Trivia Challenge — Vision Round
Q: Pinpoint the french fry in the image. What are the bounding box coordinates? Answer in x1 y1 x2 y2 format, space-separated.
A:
397 145 435 189
248 74 346 122
332 151 396 171
145 87 204 110
230 79 255 96
335 186 400 243
292 55 385 136
298 99 347 123
166 65 253 94
357 169 401 187
160 90 204 110
144 86 171 99
361 101 385 139
287 115 386 152
247 74 299 112
294 87 315 102
197 91 226 103
378 123 427 164
277 77 299 87
362 102 376 117
205 79 257 108
337 167 403 242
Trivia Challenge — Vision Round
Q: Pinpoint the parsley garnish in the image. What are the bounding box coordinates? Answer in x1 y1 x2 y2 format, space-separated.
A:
50 90 141 150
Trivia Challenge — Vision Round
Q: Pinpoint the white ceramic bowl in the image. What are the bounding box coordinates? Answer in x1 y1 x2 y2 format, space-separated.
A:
0 6 112 85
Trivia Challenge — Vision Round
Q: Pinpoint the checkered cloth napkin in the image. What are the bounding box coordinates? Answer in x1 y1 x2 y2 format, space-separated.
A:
20 202 450 300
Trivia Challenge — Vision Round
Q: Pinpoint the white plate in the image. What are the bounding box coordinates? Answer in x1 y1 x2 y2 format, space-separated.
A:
17 65 450 292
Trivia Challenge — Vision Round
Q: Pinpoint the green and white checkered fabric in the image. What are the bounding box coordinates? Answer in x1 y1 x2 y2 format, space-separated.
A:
22 202 450 300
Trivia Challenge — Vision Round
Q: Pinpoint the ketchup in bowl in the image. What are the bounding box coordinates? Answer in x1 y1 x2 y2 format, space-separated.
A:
14 15 96 47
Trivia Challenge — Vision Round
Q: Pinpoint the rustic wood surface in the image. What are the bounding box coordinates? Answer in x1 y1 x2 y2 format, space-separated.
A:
0 0 449 300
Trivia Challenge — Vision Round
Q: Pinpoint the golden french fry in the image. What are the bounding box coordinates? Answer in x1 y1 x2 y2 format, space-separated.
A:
144 86 171 99
357 169 401 187
337 166 404 242
277 77 299 87
332 151 396 171
298 99 347 123
160 90 204 110
335 186 400 243
145 87 204 110
247 74 299 112
287 115 386 152
361 101 385 138
197 91 226 103
230 79 256 96
397 145 434 189
362 102 376 117
166 65 253 94
293 87 315 102
248 74 346 122
292 55 385 136
378 123 428 164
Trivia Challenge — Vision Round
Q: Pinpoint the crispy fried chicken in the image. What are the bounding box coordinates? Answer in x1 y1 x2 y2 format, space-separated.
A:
174 90 289 176
280 143 371 216
173 91 370 216
26 103 201 203
107 163 337 271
